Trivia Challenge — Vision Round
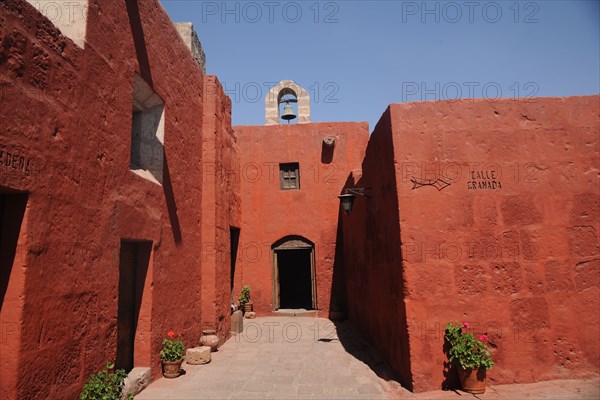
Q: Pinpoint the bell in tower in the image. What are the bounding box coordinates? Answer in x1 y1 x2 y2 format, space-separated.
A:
280 98 297 124
265 80 311 125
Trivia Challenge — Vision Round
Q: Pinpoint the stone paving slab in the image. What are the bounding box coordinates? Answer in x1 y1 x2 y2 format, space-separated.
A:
136 317 389 399
136 317 599 400
410 378 600 400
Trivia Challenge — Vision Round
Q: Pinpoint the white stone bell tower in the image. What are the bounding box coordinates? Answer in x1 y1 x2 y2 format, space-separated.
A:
265 80 311 125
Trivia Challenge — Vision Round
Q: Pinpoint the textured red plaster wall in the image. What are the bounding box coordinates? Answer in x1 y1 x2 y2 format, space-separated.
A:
234 122 368 315
201 75 241 344
392 96 599 391
342 96 599 392
340 108 413 389
0 1 218 398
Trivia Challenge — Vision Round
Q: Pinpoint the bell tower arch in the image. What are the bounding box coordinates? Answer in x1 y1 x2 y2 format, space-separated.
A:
265 80 311 125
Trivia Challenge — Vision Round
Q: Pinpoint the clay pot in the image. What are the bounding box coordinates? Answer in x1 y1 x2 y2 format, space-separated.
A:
243 302 253 313
162 359 183 379
457 366 487 394
200 329 219 352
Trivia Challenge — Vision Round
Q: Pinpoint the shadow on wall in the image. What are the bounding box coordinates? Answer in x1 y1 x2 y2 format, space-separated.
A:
329 186 406 388
330 108 413 391
442 337 459 390
126 0 153 86
163 153 182 245
328 200 347 318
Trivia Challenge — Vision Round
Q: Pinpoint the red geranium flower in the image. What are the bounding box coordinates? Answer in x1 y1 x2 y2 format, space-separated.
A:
462 321 471 329
167 331 175 338
479 334 489 342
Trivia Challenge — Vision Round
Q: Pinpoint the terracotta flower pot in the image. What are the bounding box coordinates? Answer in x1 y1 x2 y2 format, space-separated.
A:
162 359 183 378
457 366 487 394
243 302 253 313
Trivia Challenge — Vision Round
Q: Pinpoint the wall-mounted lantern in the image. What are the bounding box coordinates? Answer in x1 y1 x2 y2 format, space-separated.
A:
337 188 368 215
338 194 355 214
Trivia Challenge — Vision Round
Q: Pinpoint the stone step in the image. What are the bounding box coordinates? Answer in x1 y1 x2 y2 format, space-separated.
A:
272 309 318 317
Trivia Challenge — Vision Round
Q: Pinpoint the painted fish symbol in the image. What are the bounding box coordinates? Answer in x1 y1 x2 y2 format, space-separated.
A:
410 177 451 191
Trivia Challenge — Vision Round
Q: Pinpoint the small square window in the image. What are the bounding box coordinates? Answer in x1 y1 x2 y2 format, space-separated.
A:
280 163 300 190
130 74 164 185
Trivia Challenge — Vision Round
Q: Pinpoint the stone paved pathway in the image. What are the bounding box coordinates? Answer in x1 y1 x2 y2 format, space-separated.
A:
137 317 599 400
137 317 393 399
411 378 600 399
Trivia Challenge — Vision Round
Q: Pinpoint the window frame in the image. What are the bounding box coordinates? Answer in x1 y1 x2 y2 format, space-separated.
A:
279 163 300 190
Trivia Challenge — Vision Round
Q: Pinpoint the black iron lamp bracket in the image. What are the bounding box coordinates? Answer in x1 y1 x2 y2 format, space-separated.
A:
343 187 371 197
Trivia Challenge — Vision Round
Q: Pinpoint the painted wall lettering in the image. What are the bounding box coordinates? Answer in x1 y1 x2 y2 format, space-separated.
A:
467 169 502 190
0 149 31 175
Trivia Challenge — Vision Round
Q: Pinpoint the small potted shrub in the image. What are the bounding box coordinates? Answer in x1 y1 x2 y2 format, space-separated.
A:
160 331 185 378
80 362 132 400
445 322 494 394
239 285 253 313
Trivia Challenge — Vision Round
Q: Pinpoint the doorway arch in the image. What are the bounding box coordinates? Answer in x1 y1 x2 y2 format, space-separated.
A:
271 236 316 310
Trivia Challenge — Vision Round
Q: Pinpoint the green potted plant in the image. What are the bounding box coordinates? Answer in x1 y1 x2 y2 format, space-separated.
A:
239 285 253 313
80 362 133 400
445 321 494 394
160 331 185 378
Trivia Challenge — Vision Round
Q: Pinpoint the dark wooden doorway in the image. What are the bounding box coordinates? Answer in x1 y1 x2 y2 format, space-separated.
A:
0 192 28 313
116 240 151 372
230 227 240 302
272 236 316 310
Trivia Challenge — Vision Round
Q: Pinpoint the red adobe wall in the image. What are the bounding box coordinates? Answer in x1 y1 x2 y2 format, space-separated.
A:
234 122 369 315
339 108 414 389
395 96 600 391
343 96 600 392
0 1 234 398
201 75 241 343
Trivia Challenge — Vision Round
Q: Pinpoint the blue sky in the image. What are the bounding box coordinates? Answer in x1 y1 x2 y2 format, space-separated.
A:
160 1 600 130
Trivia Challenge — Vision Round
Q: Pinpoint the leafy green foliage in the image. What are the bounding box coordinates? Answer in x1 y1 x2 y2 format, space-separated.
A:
239 285 251 305
445 322 494 370
80 362 133 400
160 338 185 361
